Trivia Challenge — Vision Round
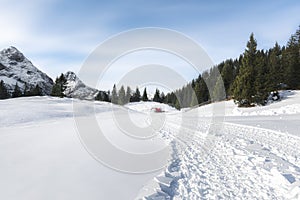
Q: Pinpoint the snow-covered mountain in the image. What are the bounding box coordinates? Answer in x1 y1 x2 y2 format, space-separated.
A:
0 46 103 99
64 71 100 100
0 46 53 95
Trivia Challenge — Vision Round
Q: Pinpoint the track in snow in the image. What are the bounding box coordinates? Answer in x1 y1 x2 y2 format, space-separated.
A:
142 116 300 200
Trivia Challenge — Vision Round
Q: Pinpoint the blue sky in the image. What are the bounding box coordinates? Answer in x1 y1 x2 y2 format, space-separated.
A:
0 0 300 91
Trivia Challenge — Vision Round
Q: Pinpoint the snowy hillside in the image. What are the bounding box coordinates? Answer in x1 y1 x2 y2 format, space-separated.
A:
192 90 300 117
231 90 300 116
125 101 178 113
0 46 53 95
0 97 161 200
0 91 300 199
138 90 300 199
64 71 100 100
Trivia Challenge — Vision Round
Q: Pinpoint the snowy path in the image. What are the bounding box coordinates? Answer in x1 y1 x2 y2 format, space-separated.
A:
226 114 300 136
142 115 300 200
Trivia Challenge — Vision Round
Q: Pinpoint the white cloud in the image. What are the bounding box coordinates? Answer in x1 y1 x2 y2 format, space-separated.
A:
0 0 299 89
0 0 113 80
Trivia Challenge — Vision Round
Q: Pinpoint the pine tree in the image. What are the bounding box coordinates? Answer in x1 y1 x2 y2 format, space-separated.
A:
193 81 201 105
135 87 141 102
95 91 102 101
12 83 22 98
111 84 118 104
182 86 192 107
95 91 109 102
142 88 148 101
30 84 43 96
284 28 300 89
190 91 198 107
160 92 165 103
118 85 126 105
0 80 10 99
233 33 258 107
165 92 176 106
268 42 283 91
105 91 110 102
153 88 161 102
198 76 209 103
125 86 131 103
191 80 195 88
51 74 67 98
23 83 30 96
212 76 226 102
175 99 181 110
221 59 235 96
131 87 141 102
254 50 269 105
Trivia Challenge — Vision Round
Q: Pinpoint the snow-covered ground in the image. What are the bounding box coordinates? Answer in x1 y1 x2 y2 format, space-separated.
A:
125 101 178 113
137 91 300 199
1 91 300 199
193 90 300 117
0 97 163 200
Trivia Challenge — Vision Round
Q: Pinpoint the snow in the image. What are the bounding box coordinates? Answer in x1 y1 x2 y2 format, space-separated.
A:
136 90 300 199
0 97 161 200
0 46 53 95
231 90 300 116
125 101 177 113
1 90 300 199
193 90 300 117
64 71 100 100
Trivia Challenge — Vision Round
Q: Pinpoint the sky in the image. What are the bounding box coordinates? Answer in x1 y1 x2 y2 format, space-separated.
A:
0 0 300 91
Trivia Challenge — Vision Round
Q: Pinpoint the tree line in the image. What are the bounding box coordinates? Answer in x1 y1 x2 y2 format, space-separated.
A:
1 26 299 109
0 80 43 99
99 84 165 105
164 26 300 108
49 73 163 104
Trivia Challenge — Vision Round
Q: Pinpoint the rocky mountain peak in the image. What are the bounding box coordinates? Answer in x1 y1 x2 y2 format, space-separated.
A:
0 46 25 62
0 46 54 95
63 71 100 100
64 71 78 82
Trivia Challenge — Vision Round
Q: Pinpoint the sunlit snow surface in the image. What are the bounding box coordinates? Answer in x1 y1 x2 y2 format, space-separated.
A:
1 91 300 199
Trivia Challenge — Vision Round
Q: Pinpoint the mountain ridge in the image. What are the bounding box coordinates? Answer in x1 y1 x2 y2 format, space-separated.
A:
0 46 106 100
63 71 100 100
0 46 53 95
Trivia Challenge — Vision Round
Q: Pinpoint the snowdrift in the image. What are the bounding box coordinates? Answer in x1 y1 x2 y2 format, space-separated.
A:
192 90 300 116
